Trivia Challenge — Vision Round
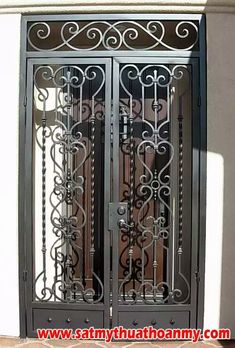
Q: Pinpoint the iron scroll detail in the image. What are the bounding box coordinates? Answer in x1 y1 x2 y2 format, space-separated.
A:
34 64 105 303
118 64 191 305
27 20 199 52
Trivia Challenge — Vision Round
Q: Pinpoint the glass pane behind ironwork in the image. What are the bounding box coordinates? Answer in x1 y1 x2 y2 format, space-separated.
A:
33 64 106 303
118 63 192 305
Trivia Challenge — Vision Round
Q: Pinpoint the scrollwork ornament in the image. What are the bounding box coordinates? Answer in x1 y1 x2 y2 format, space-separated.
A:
119 63 190 305
34 64 105 304
27 20 199 52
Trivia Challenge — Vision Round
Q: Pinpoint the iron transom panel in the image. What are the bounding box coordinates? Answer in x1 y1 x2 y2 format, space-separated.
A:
25 16 201 53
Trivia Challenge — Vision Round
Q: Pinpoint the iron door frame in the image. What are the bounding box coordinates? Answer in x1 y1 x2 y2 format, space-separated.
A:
19 14 206 337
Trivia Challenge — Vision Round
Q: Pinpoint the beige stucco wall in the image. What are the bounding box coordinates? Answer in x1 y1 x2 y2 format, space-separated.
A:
0 3 235 338
1 0 235 13
206 12 235 337
0 14 21 337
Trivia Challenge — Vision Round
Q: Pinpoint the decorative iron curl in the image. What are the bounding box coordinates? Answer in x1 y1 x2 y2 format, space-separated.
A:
27 20 199 52
34 64 105 304
118 63 190 305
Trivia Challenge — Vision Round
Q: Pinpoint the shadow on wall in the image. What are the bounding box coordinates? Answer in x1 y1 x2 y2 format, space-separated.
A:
205 5 235 339
204 151 224 333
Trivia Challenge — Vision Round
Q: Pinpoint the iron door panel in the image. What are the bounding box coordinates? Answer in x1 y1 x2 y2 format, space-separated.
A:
33 308 103 330
25 58 112 336
118 311 190 329
111 57 199 328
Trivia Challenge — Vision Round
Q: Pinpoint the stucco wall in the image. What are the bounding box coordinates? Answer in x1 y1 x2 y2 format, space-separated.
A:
0 14 21 337
1 0 235 13
206 12 235 337
0 8 235 338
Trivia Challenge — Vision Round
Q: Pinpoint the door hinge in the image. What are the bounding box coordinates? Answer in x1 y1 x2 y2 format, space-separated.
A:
23 270 28 282
197 95 201 107
195 270 200 283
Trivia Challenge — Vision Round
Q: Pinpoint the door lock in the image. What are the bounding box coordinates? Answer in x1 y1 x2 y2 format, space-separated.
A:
117 206 126 215
109 202 128 230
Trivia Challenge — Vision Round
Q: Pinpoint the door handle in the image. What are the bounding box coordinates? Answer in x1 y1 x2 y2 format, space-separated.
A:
118 219 134 231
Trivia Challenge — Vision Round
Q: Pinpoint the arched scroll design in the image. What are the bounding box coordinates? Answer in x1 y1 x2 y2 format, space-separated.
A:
27 20 199 52
118 64 191 305
33 64 105 303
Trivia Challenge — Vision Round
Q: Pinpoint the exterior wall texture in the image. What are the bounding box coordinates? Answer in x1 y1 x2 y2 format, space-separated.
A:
0 13 21 337
1 0 235 13
0 4 235 337
206 13 235 337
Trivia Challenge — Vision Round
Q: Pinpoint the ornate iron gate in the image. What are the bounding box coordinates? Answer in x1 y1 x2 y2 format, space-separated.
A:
19 15 206 337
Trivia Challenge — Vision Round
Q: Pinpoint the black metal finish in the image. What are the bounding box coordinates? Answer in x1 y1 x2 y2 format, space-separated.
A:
112 57 198 328
26 19 199 52
24 58 111 337
33 62 107 304
19 14 206 337
19 15 28 339
196 14 207 330
33 308 103 330
118 311 190 329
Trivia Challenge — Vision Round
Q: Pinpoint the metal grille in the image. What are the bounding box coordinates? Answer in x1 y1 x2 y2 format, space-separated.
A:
27 20 199 52
33 63 107 303
20 14 205 336
116 63 191 305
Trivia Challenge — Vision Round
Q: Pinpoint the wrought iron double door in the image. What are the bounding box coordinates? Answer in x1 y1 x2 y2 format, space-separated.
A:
25 56 199 335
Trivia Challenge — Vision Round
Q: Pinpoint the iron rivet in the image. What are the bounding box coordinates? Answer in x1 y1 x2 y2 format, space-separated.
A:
117 206 126 215
66 318 71 323
84 318 90 324
170 319 175 325
151 319 157 326
47 317 52 323
132 320 138 326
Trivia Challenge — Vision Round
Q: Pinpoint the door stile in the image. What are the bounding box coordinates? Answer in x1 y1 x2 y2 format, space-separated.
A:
111 59 121 327
190 59 200 328
25 59 34 336
103 59 112 328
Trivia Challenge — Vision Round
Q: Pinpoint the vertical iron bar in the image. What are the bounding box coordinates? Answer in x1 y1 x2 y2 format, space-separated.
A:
90 94 95 292
129 95 134 294
177 96 183 255
169 83 175 297
197 15 207 330
65 71 72 301
41 100 47 290
103 59 112 327
112 58 120 327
